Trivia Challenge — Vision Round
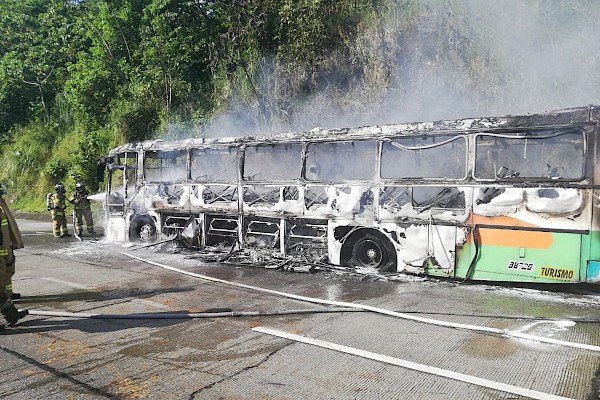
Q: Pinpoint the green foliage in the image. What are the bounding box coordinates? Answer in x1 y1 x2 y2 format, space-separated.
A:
44 159 70 184
110 100 159 143
277 0 371 64
0 122 58 209
0 0 71 132
64 52 120 126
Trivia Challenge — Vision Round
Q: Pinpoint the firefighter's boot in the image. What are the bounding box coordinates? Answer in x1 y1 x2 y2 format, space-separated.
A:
5 308 28 327
1 301 28 326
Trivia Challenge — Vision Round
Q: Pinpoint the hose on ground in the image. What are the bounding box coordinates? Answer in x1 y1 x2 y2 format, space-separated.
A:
118 251 600 353
29 307 361 319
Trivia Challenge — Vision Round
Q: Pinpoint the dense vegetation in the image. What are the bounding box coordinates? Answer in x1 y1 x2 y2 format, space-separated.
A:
1 0 599 210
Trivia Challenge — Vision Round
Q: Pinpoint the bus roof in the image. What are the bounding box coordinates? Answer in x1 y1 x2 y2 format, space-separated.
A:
108 104 597 156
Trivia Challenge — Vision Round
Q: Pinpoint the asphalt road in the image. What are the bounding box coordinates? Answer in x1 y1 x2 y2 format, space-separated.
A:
1 218 600 399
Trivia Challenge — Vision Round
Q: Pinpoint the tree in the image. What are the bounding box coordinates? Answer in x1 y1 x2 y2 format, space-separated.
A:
0 0 72 131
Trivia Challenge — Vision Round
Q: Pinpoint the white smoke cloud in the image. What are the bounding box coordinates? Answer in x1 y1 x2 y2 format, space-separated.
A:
463 0 600 115
197 0 600 138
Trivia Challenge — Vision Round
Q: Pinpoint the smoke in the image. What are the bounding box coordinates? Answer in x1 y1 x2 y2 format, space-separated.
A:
342 0 600 126
459 0 600 116
197 0 600 138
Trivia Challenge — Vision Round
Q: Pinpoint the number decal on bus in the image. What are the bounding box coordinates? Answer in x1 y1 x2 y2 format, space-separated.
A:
507 261 535 272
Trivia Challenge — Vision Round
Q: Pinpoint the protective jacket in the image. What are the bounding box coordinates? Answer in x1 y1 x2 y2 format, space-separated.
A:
70 190 91 211
48 193 68 216
0 197 23 250
0 206 9 256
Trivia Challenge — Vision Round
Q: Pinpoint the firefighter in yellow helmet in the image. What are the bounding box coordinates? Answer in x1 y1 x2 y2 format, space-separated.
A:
0 183 28 327
69 182 94 236
47 183 71 238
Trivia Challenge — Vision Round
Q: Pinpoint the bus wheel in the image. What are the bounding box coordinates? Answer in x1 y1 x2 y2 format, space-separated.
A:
138 223 156 242
130 217 157 242
347 232 397 272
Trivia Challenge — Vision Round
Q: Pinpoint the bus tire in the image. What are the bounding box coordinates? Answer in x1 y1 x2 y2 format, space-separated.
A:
130 216 157 242
343 230 397 272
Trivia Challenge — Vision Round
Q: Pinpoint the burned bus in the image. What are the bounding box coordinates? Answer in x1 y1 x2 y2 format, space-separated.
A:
98 105 600 284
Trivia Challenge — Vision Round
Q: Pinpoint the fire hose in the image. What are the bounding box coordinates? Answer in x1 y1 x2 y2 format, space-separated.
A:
24 250 600 353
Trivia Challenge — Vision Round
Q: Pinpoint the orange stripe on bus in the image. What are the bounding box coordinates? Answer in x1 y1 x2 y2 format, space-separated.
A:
466 215 554 249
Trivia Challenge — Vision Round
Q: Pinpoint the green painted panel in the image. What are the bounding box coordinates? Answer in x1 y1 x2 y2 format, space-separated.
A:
454 231 581 283
587 231 600 260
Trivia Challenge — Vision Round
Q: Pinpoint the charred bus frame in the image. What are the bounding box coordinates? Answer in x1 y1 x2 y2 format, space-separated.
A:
98 105 600 283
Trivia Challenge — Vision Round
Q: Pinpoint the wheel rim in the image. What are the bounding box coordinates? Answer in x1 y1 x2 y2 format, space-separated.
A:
139 224 155 242
355 239 383 267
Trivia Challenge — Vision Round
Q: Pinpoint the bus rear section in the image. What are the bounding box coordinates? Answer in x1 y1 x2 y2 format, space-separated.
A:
453 123 595 284
455 218 587 283
586 224 600 283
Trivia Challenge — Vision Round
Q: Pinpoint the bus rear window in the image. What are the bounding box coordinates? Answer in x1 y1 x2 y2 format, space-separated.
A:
474 130 585 180
381 135 467 179
305 141 376 181
243 143 302 181
191 148 238 182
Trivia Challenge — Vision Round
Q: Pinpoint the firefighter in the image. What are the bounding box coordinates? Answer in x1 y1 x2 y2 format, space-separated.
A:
0 183 23 301
0 183 28 326
47 183 71 238
70 182 94 236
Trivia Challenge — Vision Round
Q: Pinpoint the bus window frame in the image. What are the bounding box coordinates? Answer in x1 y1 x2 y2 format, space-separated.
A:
242 142 304 182
107 152 138 190
190 146 240 183
304 139 378 182
472 128 586 182
106 151 138 213
143 149 189 183
379 134 469 181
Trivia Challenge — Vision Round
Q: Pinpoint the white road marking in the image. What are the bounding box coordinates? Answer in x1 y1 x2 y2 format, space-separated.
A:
253 326 573 400
39 277 93 290
121 251 600 353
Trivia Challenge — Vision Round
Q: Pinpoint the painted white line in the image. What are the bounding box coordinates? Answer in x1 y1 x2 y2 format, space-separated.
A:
120 251 600 353
40 277 93 290
253 326 573 400
22 233 51 236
